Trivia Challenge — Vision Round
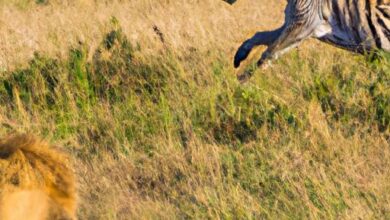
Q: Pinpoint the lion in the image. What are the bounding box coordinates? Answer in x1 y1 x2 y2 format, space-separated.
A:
0 134 76 220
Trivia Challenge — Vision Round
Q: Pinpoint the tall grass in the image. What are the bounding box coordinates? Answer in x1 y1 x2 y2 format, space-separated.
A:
0 0 389 219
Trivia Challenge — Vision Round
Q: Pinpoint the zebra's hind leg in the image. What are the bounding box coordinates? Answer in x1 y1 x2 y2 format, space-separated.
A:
256 22 332 67
234 27 284 68
256 25 312 67
237 40 302 83
236 25 312 83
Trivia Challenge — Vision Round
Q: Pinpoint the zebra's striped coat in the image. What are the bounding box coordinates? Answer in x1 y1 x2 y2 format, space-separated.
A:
319 0 390 51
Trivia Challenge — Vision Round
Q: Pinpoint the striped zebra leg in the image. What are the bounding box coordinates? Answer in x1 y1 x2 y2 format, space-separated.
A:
256 23 315 67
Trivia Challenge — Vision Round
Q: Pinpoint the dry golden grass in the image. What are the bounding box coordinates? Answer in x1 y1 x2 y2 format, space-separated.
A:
0 0 389 219
0 0 284 70
0 134 76 220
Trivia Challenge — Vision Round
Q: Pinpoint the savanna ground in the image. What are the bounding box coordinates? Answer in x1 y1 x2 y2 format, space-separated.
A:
0 0 389 219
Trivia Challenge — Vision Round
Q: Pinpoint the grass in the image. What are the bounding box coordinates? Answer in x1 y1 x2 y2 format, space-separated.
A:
0 0 389 219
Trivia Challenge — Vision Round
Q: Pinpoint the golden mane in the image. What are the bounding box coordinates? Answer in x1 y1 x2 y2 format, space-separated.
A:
0 134 76 220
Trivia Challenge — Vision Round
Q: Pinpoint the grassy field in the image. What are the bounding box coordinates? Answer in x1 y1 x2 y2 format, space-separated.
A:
0 0 389 219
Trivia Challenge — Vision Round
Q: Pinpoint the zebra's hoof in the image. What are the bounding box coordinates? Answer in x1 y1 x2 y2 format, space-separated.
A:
237 70 253 83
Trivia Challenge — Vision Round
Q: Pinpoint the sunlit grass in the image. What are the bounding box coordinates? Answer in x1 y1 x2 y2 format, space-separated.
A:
0 1 389 219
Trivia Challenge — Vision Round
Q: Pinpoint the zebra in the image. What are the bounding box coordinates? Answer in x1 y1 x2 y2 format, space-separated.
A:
230 0 390 81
